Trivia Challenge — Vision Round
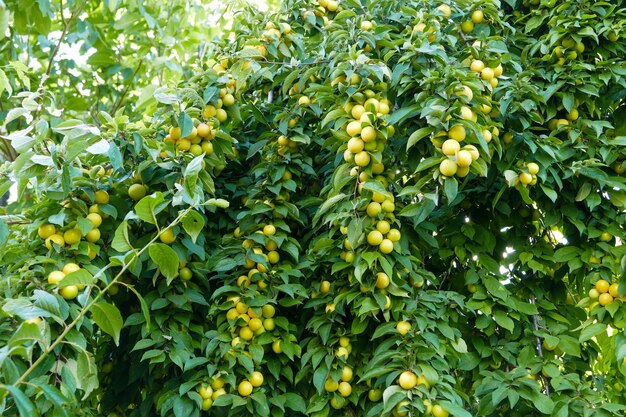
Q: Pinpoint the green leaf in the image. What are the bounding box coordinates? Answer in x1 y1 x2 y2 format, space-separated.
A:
58 269 94 288
438 401 472 417
120 283 151 330
183 154 204 196
149 243 179 281
494 310 515 332
1 384 40 417
0 217 8 246
406 127 434 150
91 302 124 345
285 393 306 413
444 177 458 201
112 221 133 252
178 112 193 139
8 322 42 347
579 323 606 342
182 210 205 243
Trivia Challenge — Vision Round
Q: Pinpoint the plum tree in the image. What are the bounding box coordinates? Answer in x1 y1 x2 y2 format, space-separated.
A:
0 0 625 417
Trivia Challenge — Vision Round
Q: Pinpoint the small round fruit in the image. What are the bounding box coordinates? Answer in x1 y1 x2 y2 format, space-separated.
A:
128 184 147 201
201 398 213 411
94 190 110 204
86 213 102 228
179 267 193 281
249 371 264 387
223 93 235 106
63 228 82 245
346 121 362 137
527 162 539 175
376 220 391 234
394 401 409 417
461 20 474 33
366 202 382 217
588 288 600 299
379 239 394 254
38 224 57 239
272 339 282 353
367 230 384 245
599 293 613 306
456 150 473 168
440 159 458 176
211 377 225 390
298 96 310 107
470 60 485 73
442 139 460 156
48 270 66 285
320 280 331 293
387 229 401 242
238 380 253 396
263 318 275 331
324 378 339 392
595 279 610 293
609 283 620 298
62 263 80 275
471 9 485 24
463 145 480 161
354 151 371 167
239 326 254 341
368 388 382 402
45 234 65 249
399 371 418 390
249 318 263 332
159 228 176 244
493 64 504 77
600 232 612 242
432 404 449 417
263 224 276 236
338 381 352 397
361 126 377 143
376 272 390 289
341 366 353 382
396 321 411 335
216 109 227 122
519 172 533 185
211 388 225 401
448 125 466 141
199 384 213 400
85 228 101 243
60 285 79 300
481 67 495 80
347 137 365 153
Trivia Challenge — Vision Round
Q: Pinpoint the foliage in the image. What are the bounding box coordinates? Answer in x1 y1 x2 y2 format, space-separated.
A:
1 0 626 416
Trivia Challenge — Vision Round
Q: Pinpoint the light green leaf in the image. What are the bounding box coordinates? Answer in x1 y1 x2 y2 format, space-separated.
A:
579 323 606 342
135 192 167 225
182 210 205 243
58 269 94 288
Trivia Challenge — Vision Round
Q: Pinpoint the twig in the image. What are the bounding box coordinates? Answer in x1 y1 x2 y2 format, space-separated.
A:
43 0 75 82
530 295 551 396
111 60 144 115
